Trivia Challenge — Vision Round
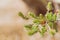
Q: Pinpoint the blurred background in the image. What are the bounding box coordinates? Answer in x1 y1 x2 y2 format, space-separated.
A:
23 0 60 15
0 0 60 40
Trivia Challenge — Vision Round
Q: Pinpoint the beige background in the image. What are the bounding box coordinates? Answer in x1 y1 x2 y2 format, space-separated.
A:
0 0 60 40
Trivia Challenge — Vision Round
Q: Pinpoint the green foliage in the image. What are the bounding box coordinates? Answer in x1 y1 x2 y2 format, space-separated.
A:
39 14 44 19
18 12 29 20
39 27 47 36
33 19 40 24
48 22 53 28
45 12 53 21
28 12 37 18
49 29 56 36
18 12 25 18
18 2 58 36
47 2 53 11
25 24 32 30
52 13 57 21
28 24 38 35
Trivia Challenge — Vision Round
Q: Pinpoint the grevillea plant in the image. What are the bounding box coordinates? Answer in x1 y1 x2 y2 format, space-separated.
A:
18 2 60 36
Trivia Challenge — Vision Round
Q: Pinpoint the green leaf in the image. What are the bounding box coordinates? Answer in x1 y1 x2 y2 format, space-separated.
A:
28 24 38 35
39 27 47 36
33 19 40 24
32 24 38 32
53 22 58 32
28 30 37 35
18 12 25 18
49 29 56 36
28 12 36 18
52 13 57 21
47 2 53 11
25 24 38 35
39 14 43 19
42 27 46 32
48 22 53 28
24 16 29 20
45 12 53 21
18 12 29 20
39 14 46 24
24 24 32 30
